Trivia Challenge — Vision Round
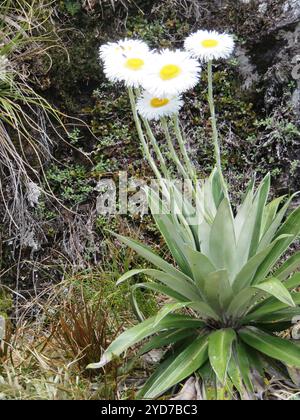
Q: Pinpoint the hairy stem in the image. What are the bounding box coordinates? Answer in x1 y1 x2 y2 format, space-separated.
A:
173 115 197 183
161 117 189 180
207 60 229 200
143 118 170 180
128 87 162 181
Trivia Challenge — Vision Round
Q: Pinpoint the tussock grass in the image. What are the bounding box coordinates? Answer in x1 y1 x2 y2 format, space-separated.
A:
0 260 158 400
0 0 88 236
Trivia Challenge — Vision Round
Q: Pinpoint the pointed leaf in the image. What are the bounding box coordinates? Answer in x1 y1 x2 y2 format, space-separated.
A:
261 196 285 236
142 334 209 399
227 288 262 319
131 282 186 303
209 199 236 273
153 302 190 327
234 193 257 270
284 273 300 291
258 194 298 252
274 252 300 281
250 307 300 324
239 327 300 368
188 301 220 322
147 185 197 249
138 329 197 356
236 341 254 392
208 329 236 384
203 177 218 221
130 282 185 322
211 167 224 208
183 245 216 293
87 314 204 369
234 175 270 273
150 211 193 277
253 278 296 307
234 179 255 240
255 206 300 283
254 322 292 332
138 347 184 398
233 234 291 292
112 232 195 287
249 174 270 257
245 292 300 321
198 220 212 257
117 269 200 302
204 270 233 315
227 358 244 396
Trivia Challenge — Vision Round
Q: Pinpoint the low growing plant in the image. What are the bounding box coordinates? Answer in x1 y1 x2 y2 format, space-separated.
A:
0 0 78 232
88 31 300 399
0 1 64 176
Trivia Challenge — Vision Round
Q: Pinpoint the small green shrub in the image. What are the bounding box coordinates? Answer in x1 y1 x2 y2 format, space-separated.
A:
46 164 93 205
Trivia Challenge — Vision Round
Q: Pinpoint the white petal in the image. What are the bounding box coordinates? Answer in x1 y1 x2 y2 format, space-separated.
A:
184 30 235 62
136 91 184 121
141 49 201 97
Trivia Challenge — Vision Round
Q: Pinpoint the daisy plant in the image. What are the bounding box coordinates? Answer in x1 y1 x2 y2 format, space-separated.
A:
89 33 300 400
184 29 235 199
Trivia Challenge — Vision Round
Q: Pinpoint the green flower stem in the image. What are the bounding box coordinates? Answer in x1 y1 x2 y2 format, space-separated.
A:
142 118 170 180
128 88 171 201
129 95 197 250
172 115 197 183
128 87 162 181
162 117 199 206
161 117 189 180
207 60 229 200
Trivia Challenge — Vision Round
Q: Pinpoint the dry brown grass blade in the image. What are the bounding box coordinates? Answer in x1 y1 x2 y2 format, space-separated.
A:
55 290 115 370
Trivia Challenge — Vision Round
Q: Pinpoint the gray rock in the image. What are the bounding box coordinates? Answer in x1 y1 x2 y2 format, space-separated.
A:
235 4 300 115
236 46 259 90
282 0 300 21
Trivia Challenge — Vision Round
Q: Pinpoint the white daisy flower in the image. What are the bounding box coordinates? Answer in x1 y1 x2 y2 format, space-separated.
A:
136 91 183 121
141 49 201 97
99 39 151 87
184 30 235 61
99 39 149 62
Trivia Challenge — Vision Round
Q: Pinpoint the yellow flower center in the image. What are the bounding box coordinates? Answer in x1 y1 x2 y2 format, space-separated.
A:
159 64 182 80
150 98 170 108
201 39 219 48
125 58 144 71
